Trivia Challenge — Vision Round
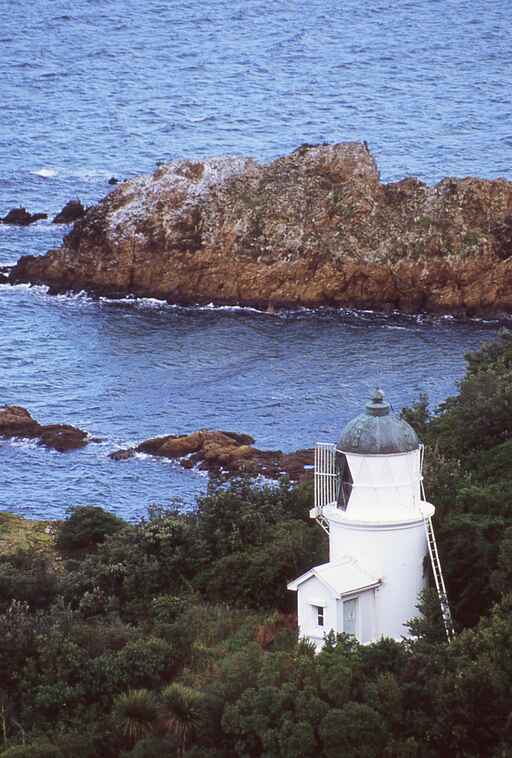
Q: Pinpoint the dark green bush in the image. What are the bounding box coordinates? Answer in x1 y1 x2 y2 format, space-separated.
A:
56 506 125 556
0 551 58 612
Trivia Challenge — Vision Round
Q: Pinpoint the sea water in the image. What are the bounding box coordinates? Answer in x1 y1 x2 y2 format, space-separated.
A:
0 0 510 518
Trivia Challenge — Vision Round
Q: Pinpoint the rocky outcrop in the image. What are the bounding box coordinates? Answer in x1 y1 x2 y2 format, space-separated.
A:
10 142 512 315
2 207 47 225
52 199 86 224
110 429 314 482
0 405 89 452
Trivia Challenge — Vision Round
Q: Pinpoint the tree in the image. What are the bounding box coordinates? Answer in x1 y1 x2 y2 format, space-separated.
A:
440 514 504 626
278 718 317 758
0 551 58 613
161 684 203 758
491 528 512 597
56 506 124 556
400 392 430 439
430 330 512 458
112 689 158 747
319 702 389 758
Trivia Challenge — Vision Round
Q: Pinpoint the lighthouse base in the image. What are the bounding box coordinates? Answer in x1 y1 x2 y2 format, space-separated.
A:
288 504 434 649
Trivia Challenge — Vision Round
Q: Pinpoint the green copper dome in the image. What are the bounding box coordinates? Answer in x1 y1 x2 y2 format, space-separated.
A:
338 389 419 454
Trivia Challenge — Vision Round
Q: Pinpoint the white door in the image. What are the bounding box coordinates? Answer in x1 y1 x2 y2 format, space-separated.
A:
343 598 358 637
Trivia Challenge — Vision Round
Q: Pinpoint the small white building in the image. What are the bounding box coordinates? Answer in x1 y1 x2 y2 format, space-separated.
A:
288 389 452 650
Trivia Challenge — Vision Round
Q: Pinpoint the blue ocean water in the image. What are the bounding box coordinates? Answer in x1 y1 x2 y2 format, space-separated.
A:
0 0 509 518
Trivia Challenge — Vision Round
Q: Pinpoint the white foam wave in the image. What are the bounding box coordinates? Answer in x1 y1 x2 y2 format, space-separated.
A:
99 294 174 311
188 114 215 123
32 167 58 177
54 289 90 302
31 165 121 183
198 302 272 315
134 297 170 310
8 437 39 450
3 283 50 294
3 284 507 326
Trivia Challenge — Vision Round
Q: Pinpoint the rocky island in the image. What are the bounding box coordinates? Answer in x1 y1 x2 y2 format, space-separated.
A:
9 142 512 315
110 428 313 481
0 405 90 452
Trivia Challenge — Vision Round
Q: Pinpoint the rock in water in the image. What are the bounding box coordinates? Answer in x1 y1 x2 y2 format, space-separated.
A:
2 207 47 225
0 406 41 437
0 405 89 452
10 142 512 315
38 425 89 452
110 448 135 461
52 199 86 224
110 429 313 482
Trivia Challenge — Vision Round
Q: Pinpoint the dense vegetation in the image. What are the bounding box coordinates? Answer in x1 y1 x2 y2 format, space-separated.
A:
0 331 511 757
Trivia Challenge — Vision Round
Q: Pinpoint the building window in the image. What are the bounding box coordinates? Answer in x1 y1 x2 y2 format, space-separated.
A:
336 452 353 511
343 597 358 637
314 605 324 627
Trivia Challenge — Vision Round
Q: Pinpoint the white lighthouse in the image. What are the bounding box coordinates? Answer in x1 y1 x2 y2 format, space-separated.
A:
288 389 453 649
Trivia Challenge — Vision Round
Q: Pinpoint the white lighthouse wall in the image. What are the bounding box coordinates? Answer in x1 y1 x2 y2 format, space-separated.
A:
343 450 422 521
329 518 427 640
296 575 337 649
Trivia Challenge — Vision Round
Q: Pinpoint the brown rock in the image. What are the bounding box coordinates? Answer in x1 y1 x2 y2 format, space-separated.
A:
219 431 255 445
158 430 206 457
11 142 511 315
137 431 205 457
112 426 314 482
280 449 315 481
2 207 47 225
38 424 88 452
52 199 86 224
0 405 89 452
0 405 42 437
135 435 174 455
109 448 135 460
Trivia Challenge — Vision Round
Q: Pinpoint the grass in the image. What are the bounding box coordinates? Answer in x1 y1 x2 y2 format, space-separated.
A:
0 511 57 556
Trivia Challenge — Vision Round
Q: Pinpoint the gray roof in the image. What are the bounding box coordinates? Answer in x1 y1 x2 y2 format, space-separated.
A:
338 389 419 454
287 556 381 596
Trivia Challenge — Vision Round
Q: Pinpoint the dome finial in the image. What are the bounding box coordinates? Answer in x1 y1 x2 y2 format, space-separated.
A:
366 388 390 417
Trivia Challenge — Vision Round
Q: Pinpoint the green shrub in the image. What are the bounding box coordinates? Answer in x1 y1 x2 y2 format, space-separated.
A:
56 506 125 556
116 637 175 688
0 551 58 612
112 689 158 744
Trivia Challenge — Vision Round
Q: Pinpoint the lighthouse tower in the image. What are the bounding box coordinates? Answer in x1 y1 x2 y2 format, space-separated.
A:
288 389 453 649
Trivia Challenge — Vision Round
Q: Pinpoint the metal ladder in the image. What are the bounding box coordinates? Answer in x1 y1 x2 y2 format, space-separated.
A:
314 443 338 534
423 515 455 642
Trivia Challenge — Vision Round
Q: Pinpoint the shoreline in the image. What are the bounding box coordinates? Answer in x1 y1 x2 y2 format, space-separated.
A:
3 274 512 324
